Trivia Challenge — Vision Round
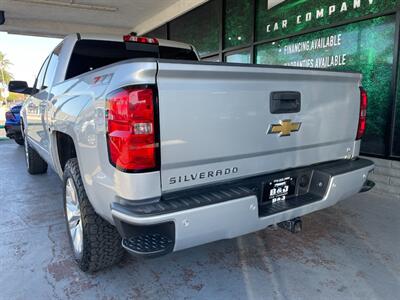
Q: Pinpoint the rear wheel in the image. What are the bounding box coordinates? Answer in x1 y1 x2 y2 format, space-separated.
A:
63 158 124 272
24 136 48 174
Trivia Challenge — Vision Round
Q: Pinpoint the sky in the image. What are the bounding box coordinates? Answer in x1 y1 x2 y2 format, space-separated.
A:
0 32 61 86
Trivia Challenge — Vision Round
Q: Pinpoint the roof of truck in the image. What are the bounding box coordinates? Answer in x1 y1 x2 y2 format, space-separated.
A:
76 33 193 50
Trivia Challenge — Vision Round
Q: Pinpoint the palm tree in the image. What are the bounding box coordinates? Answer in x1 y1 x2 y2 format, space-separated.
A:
0 51 13 103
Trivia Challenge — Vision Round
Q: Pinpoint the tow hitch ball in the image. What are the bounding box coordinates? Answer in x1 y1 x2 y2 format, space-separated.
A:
278 217 302 233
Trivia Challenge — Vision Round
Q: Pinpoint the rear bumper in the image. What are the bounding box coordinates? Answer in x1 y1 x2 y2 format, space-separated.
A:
4 124 22 139
112 158 374 254
360 179 375 193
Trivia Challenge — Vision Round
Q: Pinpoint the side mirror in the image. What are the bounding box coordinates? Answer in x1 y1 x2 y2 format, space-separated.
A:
8 81 35 95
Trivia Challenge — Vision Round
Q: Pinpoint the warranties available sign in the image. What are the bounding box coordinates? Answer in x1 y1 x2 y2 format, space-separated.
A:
256 0 400 40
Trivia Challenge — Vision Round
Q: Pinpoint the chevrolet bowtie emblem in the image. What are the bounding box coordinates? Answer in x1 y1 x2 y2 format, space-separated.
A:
268 120 301 136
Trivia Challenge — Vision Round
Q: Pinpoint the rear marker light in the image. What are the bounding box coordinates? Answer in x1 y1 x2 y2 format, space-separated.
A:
106 86 158 172
123 35 158 45
5 111 14 121
356 87 368 140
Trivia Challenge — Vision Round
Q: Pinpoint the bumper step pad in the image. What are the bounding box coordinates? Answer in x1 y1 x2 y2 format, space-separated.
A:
122 233 173 256
113 186 254 217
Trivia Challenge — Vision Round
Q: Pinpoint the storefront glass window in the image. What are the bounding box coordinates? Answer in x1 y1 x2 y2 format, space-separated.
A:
256 0 400 42
169 0 220 57
146 25 168 39
224 0 253 48
225 49 251 63
256 15 396 155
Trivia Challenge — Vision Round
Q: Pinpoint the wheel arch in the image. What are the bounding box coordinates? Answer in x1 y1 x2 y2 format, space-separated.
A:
54 131 77 172
20 117 25 138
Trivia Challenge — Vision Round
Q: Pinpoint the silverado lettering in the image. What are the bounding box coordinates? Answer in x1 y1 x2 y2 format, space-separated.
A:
169 167 239 185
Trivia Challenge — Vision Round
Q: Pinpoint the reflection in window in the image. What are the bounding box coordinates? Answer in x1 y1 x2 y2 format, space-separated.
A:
224 0 253 49
169 0 219 57
255 16 396 156
202 55 221 62
225 50 251 64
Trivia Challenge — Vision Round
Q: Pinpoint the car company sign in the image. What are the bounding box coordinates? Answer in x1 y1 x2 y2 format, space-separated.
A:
256 0 400 40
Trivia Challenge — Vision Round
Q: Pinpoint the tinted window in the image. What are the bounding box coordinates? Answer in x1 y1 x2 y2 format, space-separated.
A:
202 55 221 62
66 40 198 79
169 0 220 57
159 46 198 60
34 56 50 90
43 54 59 89
43 44 62 88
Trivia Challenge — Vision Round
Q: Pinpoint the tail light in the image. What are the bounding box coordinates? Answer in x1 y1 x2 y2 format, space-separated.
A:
5 111 15 121
356 87 368 140
123 35 158 45
106 86 158 172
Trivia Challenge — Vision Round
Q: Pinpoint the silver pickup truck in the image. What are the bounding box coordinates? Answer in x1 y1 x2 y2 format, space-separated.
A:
9 33 374 272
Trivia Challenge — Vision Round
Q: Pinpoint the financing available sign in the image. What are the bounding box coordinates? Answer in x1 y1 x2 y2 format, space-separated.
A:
280 33 346 68
256 0 400 41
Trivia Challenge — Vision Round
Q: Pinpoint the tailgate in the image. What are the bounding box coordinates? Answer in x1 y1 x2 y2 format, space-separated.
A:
156 61 361 192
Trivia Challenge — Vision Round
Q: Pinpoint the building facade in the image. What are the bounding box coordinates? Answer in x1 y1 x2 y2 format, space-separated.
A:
146 0 400 198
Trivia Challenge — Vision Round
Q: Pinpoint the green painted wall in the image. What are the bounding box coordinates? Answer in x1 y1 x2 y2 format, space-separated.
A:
169 0 220 57
224 0 253 48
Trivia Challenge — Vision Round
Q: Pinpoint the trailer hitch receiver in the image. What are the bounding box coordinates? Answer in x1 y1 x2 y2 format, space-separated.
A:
278 217 302 233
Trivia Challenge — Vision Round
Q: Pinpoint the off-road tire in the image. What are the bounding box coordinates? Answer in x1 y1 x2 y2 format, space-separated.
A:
63 158 125 272
25 137 48 174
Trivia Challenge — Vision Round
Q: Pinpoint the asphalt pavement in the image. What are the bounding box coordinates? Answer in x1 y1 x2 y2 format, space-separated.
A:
1 140 399 300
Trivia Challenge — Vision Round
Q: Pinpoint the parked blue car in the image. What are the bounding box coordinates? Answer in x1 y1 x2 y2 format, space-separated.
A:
4 104 24 145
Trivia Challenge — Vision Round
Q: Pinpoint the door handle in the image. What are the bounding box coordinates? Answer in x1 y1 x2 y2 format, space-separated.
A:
270 91 301 114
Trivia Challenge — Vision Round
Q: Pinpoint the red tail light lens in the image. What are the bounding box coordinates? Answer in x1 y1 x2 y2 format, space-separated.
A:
356 87 368 140
123 35 158 44
5 111 15 121
106 86 158 172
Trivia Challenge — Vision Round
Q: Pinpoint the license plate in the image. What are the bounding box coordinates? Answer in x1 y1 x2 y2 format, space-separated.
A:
264 176 296 203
